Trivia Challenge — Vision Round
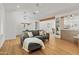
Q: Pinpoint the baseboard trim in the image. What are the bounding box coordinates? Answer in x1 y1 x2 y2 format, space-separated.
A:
0 40 5 48
6 39 16 40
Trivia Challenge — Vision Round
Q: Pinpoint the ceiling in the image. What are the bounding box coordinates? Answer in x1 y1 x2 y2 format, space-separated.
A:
2 3 79 19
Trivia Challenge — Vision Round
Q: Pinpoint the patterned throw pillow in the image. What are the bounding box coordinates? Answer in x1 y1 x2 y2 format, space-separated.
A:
40 31 44 35
40 30 46 35
43 31 47 35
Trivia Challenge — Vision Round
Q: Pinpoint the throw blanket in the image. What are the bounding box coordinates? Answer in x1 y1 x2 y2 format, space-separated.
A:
23 37 45 52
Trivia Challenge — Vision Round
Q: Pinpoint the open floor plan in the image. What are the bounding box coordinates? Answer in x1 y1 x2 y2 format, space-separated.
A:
0 3 79 55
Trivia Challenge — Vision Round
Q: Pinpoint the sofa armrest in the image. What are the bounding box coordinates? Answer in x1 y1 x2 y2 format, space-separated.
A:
19 34 23 46
19 34 29 46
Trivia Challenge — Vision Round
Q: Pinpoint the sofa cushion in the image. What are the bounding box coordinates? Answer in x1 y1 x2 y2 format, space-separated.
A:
34 35 49 41
32 30 39 36
28 43 42 51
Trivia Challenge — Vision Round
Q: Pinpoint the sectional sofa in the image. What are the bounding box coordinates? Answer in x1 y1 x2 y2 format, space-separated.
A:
20 30 49 52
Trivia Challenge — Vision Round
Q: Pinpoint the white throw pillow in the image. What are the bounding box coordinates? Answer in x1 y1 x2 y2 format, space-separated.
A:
40 31 44 35
28 32 33 37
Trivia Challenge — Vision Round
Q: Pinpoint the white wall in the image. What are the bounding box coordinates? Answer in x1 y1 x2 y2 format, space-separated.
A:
0 4 5 48
39 19 55 33
0 9 1 33
4 10 36 39
0 4 5 34
12 11 36 33
0 4 5 35
4 11 17 39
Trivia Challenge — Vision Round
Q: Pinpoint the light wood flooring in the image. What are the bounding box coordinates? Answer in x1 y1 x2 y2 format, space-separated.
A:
0 34 79 55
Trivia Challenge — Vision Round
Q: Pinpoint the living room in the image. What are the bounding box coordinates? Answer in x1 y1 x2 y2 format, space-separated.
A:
0 3 79 55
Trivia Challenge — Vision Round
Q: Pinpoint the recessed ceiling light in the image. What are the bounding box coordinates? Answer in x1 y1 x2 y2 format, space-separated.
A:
16 5 20 8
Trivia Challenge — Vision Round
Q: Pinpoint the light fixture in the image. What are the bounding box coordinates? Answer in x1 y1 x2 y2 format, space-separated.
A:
16 5 20 8
33 10 39 15
33 3 40 15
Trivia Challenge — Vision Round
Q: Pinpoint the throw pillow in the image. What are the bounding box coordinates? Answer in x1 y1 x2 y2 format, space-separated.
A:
24 32 29 37
43 31 47 35
40 30 47 35
40 30 44 35
28 32 33 37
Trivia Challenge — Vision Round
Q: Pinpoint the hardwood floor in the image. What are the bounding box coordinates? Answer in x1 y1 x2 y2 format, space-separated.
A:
0 34 79 55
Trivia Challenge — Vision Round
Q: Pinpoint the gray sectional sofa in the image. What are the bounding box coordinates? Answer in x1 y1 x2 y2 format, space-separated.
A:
20 30 49 52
